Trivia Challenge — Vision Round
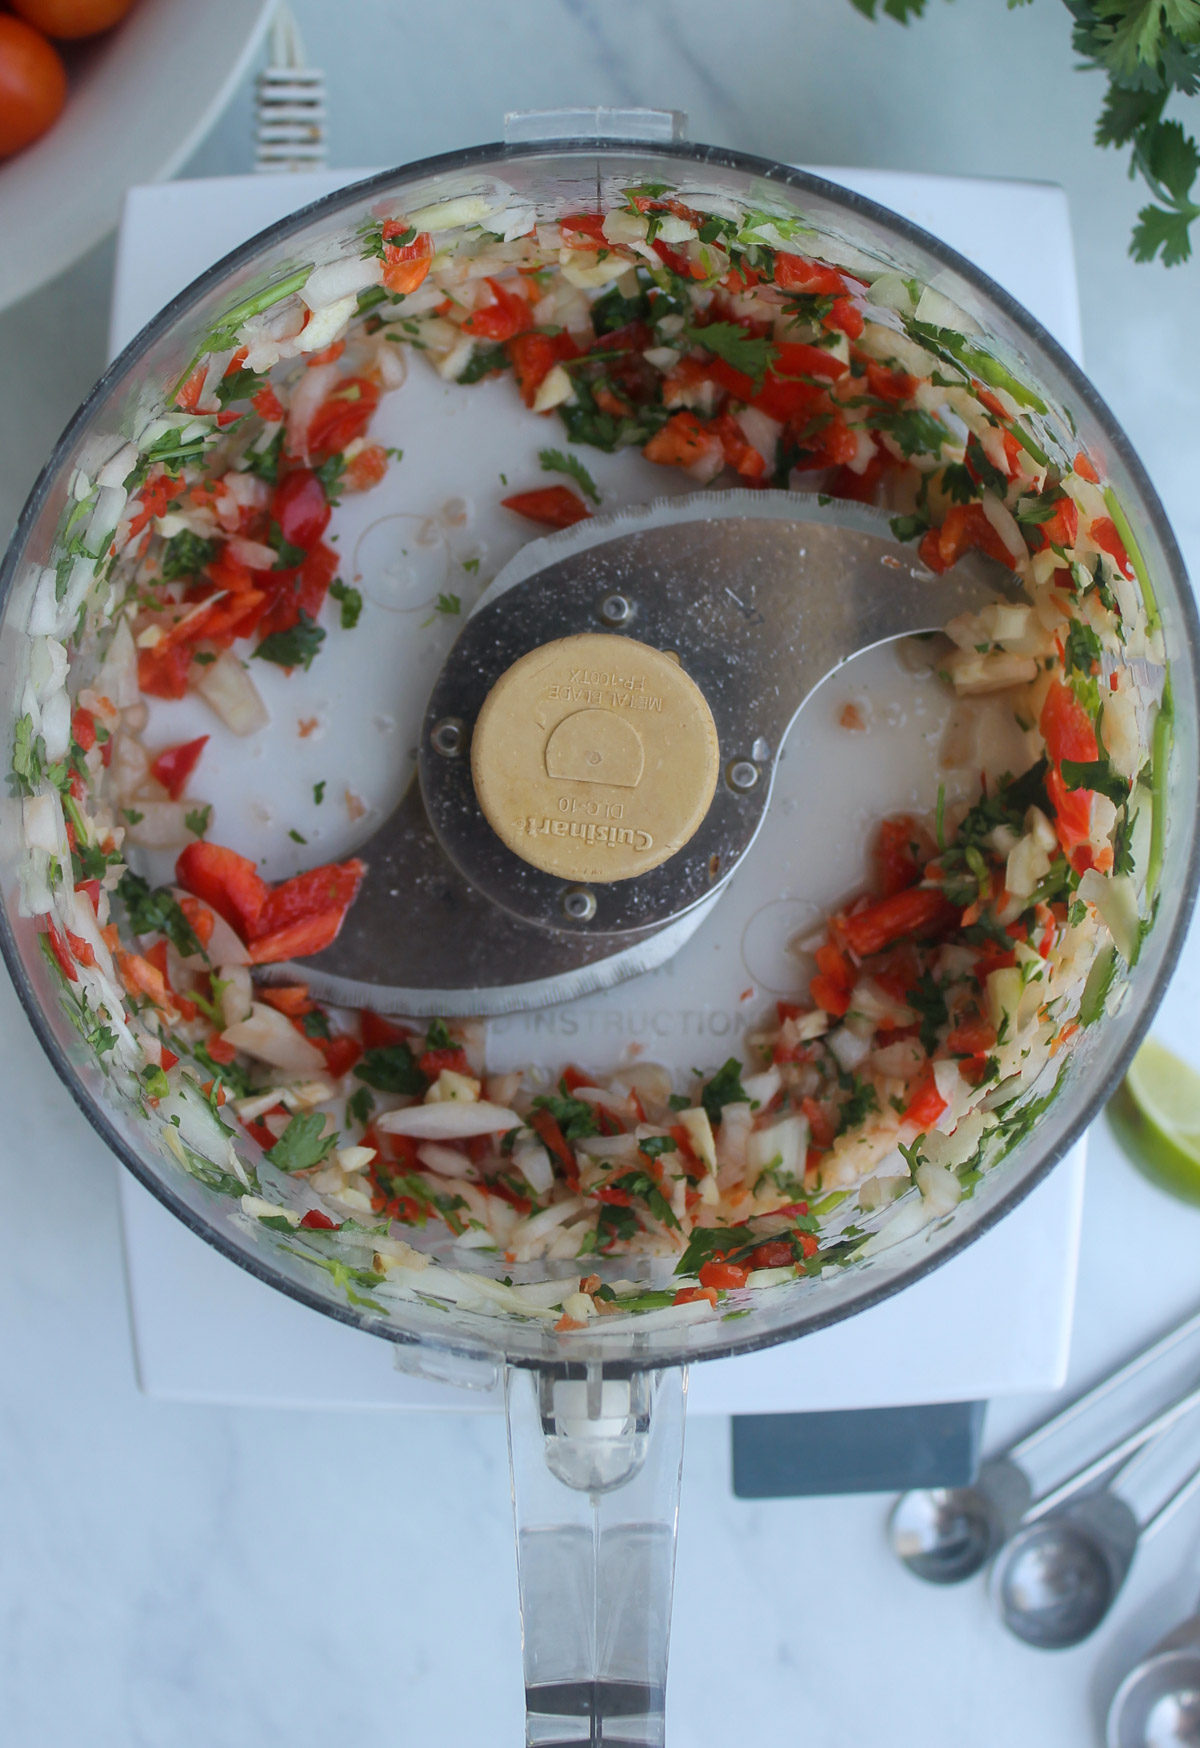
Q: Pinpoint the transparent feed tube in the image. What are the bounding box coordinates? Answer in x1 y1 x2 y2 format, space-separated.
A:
507 1366 687 1747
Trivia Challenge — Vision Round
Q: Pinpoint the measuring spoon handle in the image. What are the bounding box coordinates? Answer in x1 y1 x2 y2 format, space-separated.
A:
1025 1377 1200 1524
1009 1303 1200 1466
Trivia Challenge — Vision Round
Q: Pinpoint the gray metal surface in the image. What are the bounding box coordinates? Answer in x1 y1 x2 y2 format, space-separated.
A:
289 494 1017 1014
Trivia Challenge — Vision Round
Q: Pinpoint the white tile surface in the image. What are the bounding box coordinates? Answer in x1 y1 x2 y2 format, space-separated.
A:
3 4 1200 1741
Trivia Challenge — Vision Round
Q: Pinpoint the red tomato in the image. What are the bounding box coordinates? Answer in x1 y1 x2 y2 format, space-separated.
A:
305 377 380 462
773 254 847 297
272 469 330 551
12 0 133 37
1074 451 1100 484
501 486 592 529
0 17 66 158
150 735 208 800
1039 680 1099 764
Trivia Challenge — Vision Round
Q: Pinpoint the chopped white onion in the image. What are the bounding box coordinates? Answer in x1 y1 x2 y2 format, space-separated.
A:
195 651 269 736
377 1100 520 1139
223 1004 325 1074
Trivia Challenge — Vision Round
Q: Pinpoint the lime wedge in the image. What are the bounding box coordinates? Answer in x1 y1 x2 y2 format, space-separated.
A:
1107 1037 1200 1205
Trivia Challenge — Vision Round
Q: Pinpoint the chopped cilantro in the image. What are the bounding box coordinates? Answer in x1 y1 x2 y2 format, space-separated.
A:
889 513 929 543
288 828 307 844
254 612 326 672
457 343 511 384
531 1093 599 1140
329 578 362 630
117 870 203 958
265 1113 338 1173
686 321 776 386
538 447 601 504
301 1008 331 1039
313 781 326 804
346 1085 375 1126
700 1058 750 1125
184 805 211 838
161 531 218 582
425 1018 455 1050
638 1135 678 1160
355 1041 425 1095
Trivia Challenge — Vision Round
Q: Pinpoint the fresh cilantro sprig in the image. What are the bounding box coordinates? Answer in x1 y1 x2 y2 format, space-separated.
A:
254 612 326 672
538 447 601 504
265 1113 338 1173
686 321 777 386
851 0 1200 265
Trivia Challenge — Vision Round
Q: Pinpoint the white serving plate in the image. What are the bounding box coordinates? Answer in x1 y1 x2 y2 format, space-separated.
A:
0 0 274 315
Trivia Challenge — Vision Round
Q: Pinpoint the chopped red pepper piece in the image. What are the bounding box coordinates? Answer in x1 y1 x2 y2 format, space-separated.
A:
1039 679 1099 764
904 1065 948 1129
150 735 209 801
246 909 349 964
840 888 957 958
698 1259 750 1290
773 253 847 295
501 485 592 529
299 1209 339 1230
176 841 269 940
254 859 365 938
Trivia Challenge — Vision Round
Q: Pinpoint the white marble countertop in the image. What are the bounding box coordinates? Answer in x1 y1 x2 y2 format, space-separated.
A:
3 2 1200 1743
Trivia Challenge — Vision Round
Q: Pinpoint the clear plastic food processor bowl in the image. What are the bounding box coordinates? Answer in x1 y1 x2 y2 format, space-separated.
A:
2 116 1196 1744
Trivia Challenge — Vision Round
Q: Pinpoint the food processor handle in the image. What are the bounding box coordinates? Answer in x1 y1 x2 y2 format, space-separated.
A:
503 107 689 144
506 1364 688 1748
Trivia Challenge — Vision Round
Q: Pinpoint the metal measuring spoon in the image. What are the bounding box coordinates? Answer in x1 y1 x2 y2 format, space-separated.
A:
992 1443 1200 1650
1109 1646 1200 1748
890 1305 1200 1584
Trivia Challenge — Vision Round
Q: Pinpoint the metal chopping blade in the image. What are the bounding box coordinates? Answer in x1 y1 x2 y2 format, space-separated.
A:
279 491 1018 1016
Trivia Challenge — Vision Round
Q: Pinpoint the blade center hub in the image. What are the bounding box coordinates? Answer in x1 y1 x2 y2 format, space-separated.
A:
470 632 720 884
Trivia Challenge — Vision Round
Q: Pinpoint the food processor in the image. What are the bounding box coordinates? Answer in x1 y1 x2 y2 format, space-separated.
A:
2 112 1196 1744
